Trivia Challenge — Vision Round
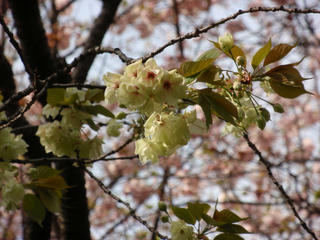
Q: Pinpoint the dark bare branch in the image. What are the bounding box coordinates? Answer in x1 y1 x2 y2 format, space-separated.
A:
142 6 320 61
243 133 318 240
72 0 122 84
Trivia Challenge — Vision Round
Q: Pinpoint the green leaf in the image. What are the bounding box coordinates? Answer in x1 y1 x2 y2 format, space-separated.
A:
212 40 246 65
37 189 61 213
197 48 221 61
256 117 266 130
260 108 270 121
263 65 309 85
76 105 114 118
230 45 246 66
23 194 46 226
32 175 69 190
197 65 223 85
27 166 60 181
217 224 250 234
251 39 272 69
263 43 296 66
85 119 99 131
272 103 285 113
198 93 213 128
179 59 216 78
171 206 196 224
214 209 247 224
214 233 244 240
199 89 238 124
187 202 210 221
270 79 310 98
47 88 66 105
85 89 105 102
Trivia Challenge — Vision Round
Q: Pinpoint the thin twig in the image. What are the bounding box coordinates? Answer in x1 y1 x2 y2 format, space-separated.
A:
0 15 34 78
142 6 320 61
4 155 138 165
83 167 169 240
243 133 318 240
51 83 105 89
151 167 170 240
172 0 184 59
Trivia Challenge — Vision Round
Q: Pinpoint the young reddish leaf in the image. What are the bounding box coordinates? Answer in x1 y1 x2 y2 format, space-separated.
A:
263 65 309 85
171 206 196 224
179 59 216 77
251 39 272 69
263 43 295 66
269 79 311 98
217 224 250 234
33 175 69 190
37 189 61 213
197 48 221 61
214 233 245 240
187 202 210 220
23 194 46 226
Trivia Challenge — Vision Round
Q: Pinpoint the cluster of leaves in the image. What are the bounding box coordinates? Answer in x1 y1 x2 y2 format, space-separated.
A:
158 201 250 240
178 33 309 136
0 163 68 225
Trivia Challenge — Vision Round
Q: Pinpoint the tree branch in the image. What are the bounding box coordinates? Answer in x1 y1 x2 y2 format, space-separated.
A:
0 46 132 129
142 6 320 61
243 133 318 240
0 15 34 78
83 167 169 240
72 0 122 84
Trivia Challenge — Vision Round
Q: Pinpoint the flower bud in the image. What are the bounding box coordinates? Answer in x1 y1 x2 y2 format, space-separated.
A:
260 108 270 121
218 33 234 52
256 117 266 130
158 202 167 212
236 56 246 67
273 103 284 113
160 216 169 223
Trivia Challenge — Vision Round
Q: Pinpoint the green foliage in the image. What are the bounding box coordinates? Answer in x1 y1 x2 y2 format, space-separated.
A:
25 166 69 217
251 39 272 69
167 202 249 240
23 194 46 226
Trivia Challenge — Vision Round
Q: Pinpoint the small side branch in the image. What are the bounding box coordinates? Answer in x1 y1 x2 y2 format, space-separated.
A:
0 15 34 78
243 133 318 240
142 6 320 61
83 168 169 240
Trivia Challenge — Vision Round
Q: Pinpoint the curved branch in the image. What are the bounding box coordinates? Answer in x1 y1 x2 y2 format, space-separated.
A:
83 167 169 240
243 133 318 240
142 6 320 61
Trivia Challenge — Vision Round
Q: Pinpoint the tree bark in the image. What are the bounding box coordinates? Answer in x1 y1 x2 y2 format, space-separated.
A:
72 0 122 84
7 1 90 239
